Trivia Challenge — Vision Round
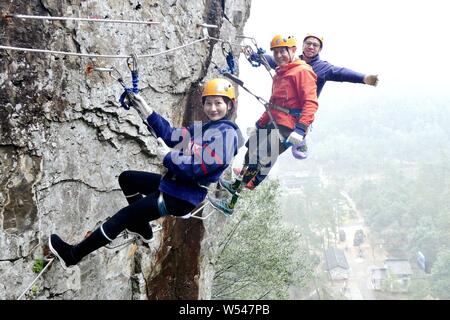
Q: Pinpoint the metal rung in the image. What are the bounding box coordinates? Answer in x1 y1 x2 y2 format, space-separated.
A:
150 222 162 233
197 23 218 29
102 222 162 249
172 200 219 220
112 222 161 239
190 201 213 220
105 237 135 250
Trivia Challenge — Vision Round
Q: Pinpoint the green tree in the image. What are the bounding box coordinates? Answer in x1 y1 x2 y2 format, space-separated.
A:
430 249 450 299
212 179 313 299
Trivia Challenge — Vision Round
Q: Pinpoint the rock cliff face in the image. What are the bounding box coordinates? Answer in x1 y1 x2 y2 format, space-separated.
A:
0 0 250 299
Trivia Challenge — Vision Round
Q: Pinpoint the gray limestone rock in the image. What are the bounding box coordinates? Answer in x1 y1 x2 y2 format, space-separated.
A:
1 0 251 299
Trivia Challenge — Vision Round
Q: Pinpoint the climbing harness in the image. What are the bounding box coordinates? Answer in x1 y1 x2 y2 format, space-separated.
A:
17 256 55 300
270 104 301 118
2 13 159 25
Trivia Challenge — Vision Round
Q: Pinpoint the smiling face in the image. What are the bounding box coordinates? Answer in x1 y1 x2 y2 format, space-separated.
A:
273 46 297 66
203 96 230 121
302 36 322 59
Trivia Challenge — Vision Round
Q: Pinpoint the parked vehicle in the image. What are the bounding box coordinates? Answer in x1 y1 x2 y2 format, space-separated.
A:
339 229 346 242
353 229 364 246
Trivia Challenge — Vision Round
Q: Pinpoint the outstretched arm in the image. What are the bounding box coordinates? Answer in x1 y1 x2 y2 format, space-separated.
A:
322 61 379 86
130 94 190 148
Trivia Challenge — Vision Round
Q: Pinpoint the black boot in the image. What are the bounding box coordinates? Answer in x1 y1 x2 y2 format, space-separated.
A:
49 227 110 270
48 234 79 269
126 222 153 243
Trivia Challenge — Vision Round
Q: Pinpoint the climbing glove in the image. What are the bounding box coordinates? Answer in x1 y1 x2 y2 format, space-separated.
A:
292 139 308 160
287 131 304 146
156 138 171 162
249 52 262 64
131 93 153 118
246 126 257 137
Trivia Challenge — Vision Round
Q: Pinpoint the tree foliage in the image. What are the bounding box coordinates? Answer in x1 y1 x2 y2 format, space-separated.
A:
212 179 313 300
430 249 450 298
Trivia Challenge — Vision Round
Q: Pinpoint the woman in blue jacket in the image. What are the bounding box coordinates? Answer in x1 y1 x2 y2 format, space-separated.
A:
49 78 243 269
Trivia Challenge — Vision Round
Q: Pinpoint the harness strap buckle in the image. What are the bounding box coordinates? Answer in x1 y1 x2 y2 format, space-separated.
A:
270 104 301 117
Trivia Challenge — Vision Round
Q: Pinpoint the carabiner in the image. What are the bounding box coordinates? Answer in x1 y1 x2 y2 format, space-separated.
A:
221 41 232 58
127 53 139 73
126 53 140 94
109 67 127 89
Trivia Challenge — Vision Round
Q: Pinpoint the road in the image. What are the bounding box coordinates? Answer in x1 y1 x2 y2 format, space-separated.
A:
336 223 387 299
335 192 388 300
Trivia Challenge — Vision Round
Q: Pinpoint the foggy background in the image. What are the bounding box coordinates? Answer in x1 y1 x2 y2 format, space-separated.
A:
222 0 450 299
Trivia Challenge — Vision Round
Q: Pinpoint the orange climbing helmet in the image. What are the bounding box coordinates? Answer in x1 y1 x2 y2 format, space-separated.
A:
270 35 297 50
202 78 236 105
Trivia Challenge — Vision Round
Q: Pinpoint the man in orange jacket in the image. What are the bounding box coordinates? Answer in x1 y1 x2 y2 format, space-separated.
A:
209 35 319 215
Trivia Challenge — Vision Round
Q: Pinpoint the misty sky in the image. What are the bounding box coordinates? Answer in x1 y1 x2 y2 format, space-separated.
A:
232 0 450 175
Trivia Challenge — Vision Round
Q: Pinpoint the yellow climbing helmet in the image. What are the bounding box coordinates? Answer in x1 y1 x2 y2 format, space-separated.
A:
202 78 236 104
303 33 324 48
270 35 297 50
